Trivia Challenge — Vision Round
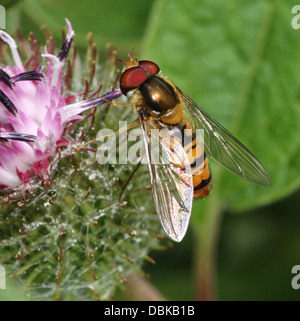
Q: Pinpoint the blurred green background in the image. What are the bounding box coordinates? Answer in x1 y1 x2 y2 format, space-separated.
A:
2 0 300 300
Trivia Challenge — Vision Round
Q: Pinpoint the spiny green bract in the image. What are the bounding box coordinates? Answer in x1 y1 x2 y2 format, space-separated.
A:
0 30 165 301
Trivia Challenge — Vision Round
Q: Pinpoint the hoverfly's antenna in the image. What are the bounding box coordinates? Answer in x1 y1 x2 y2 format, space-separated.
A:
118 51 138 69
118 58 128 64
128 50 135 60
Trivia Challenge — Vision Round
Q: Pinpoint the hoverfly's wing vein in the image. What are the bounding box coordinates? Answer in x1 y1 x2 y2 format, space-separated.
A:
140 117 193 242
178 89 270 186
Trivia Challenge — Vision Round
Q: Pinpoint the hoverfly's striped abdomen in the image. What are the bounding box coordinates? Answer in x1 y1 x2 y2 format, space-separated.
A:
175 122 211 198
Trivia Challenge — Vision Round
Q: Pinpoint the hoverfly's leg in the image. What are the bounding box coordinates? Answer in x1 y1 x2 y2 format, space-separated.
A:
168 161 193 189
97 94 132 107
73 119 140 154
119 161 141 203
169 161 186 171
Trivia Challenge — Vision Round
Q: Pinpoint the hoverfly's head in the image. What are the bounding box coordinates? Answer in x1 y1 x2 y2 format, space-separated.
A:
119 52 160 95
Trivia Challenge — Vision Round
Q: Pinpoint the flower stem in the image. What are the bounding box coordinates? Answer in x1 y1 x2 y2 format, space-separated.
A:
191 167 223 301
126 274 166 301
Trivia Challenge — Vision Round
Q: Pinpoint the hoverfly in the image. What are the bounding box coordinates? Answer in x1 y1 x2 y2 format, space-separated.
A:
82 53 270 242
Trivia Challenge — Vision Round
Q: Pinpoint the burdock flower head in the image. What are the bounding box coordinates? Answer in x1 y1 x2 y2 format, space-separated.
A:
0 19 161 300
0 19 121 192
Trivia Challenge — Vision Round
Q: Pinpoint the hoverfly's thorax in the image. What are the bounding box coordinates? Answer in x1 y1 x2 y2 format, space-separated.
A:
138 76 180 116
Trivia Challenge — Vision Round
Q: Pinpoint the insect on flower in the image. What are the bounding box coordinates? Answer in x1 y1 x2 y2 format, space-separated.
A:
77 53 271 242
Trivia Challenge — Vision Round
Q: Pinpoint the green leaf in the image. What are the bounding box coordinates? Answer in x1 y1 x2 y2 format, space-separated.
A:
143 0 300 211
1 0 22 9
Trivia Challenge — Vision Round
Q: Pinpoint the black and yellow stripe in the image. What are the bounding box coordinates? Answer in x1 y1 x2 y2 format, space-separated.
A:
165 117 211 198
177 121 211 198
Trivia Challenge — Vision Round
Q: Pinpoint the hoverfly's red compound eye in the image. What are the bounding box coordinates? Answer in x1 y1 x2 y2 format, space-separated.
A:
120 67 148 95
138 60 160 77
120 59 160 95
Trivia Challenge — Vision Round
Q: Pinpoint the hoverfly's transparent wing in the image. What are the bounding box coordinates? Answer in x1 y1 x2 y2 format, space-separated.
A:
139 117 193 242
178 88 270 186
